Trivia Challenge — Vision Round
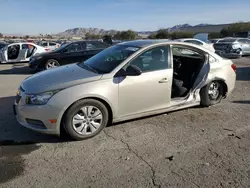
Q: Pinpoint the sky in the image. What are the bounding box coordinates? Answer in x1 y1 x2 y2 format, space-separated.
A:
0 0 250 35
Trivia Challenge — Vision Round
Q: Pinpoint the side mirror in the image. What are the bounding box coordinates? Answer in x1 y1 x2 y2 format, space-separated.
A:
125 65 142 76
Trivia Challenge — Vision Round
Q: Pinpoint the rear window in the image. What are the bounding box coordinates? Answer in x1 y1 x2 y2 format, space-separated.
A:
219 39 237 43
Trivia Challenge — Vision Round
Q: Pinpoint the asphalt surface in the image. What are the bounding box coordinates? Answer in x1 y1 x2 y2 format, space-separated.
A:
0 57 250 188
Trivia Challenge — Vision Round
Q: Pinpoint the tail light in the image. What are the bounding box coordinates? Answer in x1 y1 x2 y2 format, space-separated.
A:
231 64 236 72
45 48 50 52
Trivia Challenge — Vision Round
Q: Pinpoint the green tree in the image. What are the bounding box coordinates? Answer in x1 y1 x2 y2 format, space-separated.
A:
155 29 169 39
0 33 3 38
24 35 29 39
170 32 193 39
220 22 250 37
148 33 157 39
113 30 137 40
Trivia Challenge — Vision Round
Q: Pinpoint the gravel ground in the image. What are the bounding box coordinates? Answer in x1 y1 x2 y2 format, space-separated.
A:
0 57 250 188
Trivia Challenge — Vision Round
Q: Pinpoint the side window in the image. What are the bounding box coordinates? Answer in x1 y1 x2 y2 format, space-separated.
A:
21 44 29 49
85 42 107 50
172 46 204 58
185 40 203 45
129 46 169 73
49 42 56 46
65 43 82 52
41 42 48 47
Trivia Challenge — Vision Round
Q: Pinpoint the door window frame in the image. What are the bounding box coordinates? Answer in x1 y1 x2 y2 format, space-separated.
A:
117 44 172 75
63 42 83 53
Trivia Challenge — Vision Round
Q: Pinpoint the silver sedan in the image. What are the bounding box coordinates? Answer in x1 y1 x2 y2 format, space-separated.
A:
14 40 236 140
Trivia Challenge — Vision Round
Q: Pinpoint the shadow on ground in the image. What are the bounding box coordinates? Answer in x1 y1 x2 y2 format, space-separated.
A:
232 100 250 104
236 67 250 81
0 63 34 75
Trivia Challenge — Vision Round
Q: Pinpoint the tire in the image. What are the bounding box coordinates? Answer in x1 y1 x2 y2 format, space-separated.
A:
44 59 60 70
63 99 109 140
200 81 224 107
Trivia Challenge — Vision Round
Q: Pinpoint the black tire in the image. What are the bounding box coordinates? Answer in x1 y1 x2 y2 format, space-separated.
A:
63 99 109 140
44 59 60 70
200 81 224 107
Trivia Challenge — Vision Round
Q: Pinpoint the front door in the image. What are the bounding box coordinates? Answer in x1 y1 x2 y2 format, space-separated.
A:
60 42 83 65
118 45 173 118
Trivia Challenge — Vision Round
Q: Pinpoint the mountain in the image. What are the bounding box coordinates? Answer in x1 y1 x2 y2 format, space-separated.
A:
54 23 231 38
55 28 118 37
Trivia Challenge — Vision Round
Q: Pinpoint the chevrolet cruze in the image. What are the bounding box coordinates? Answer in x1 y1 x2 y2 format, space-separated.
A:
14 40 236 140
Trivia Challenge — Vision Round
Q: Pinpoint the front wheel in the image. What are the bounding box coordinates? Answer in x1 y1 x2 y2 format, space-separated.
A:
200 81 224 107
63 99 109 140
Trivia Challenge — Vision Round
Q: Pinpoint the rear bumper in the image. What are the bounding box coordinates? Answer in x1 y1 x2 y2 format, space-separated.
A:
215 49 242 58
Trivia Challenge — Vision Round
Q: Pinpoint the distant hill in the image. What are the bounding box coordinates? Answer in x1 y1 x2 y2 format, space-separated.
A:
54 23 231 38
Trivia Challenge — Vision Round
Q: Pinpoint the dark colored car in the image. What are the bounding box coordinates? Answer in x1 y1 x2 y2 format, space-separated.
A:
29 40 109 71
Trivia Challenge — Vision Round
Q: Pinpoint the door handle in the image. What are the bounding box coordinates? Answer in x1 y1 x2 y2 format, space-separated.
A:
159 78 168 83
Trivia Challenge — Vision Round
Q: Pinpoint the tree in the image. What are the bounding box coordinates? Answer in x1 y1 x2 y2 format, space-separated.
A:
113 30 137 40
155 29 169 39
0 33 3 38
220 22 250 37
24 35 29 39
85 32 101 39
148 33 157 39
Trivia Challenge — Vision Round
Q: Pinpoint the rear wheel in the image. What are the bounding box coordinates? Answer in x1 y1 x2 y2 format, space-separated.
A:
62 99 109 140
45 59 60 70
200 81 224 107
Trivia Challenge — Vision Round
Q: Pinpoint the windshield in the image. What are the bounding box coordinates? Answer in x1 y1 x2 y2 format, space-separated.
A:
53 43 70 52
78 45 140 74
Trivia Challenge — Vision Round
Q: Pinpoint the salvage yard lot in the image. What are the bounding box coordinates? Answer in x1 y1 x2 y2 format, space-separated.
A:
0 57 250 188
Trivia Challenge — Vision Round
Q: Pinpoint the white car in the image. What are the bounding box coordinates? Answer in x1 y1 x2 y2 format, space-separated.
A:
38 41 60 51
0 42 48 63
176 38 215 52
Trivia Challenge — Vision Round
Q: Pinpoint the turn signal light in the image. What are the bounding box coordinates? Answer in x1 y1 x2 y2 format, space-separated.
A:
231 64 237 72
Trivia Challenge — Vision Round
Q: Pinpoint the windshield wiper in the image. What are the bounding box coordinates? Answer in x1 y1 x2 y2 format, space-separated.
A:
81 63 98 74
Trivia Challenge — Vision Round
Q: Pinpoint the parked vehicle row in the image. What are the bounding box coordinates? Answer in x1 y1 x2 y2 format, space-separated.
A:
13 40 236 140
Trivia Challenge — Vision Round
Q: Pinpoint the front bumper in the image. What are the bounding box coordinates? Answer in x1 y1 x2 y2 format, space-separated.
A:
29 58 43 70
14 94 62 136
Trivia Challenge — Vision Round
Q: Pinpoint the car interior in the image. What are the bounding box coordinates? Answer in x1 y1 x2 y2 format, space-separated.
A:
7 45 20 60
171 46 205 99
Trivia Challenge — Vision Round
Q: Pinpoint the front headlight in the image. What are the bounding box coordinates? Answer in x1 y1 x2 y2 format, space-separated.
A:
26 90 60 105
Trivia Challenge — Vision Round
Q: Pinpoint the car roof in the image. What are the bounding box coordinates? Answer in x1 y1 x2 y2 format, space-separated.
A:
117 39 170 47
118 39 223 59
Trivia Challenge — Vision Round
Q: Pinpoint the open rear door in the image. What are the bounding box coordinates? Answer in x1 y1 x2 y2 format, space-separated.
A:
16 49 28 62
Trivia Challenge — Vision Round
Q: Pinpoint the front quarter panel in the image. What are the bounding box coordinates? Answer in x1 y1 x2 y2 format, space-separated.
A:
47 77 119 127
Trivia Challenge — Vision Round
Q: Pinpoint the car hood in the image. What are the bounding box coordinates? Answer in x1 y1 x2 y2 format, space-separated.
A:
22 64 102 94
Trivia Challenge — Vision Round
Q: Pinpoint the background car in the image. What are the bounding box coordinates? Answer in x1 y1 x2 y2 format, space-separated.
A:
29 40 109 71
207 38 223 45
214 38 250 58
176 38 215 52
0 41 7 50
15 40 236 140
37 41 61 51
0 42 48 63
